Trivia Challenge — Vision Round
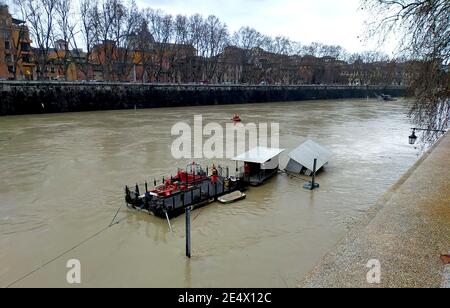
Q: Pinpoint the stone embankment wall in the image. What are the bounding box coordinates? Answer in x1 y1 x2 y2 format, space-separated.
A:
0 82 406 116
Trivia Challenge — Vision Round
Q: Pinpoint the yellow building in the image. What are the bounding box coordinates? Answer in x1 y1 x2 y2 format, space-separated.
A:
42 40 80 81
0 4 35 80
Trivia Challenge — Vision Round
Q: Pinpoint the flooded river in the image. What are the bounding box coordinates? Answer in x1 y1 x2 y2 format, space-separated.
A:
0 99 421 287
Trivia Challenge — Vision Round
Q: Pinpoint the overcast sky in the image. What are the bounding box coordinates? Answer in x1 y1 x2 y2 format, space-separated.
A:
136 0 385 54
3 0 391 54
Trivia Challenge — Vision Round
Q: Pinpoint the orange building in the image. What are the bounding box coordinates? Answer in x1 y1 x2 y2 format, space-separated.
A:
0 4 35 80
89 40 197 83
36 40 81 81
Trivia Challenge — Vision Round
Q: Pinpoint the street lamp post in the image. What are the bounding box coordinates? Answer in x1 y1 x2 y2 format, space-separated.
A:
409 129 418 145
408 127 446 145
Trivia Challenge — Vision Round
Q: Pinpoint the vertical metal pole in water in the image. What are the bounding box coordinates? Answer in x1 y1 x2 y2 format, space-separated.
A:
185 206 191 259
311 158 317 191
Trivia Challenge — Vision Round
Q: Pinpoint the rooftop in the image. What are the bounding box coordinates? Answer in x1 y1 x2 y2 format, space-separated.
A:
232 147 285 164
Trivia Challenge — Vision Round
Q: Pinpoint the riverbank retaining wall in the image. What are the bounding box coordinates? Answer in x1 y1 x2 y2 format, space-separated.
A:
0 82 406 116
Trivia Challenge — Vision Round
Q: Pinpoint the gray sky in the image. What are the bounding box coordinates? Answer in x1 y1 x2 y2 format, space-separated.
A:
4 0 390 54
136 0 383 54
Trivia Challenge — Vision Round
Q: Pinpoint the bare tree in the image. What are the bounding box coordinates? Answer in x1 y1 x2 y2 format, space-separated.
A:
54 0 78 80
201 15 229 82
321 45 345 60
95 0 123 81
168 14 190 82
133 17 154 82
266 36 293 55
231 27 266 50
146 9 174 82
362 0 450 140
114 0 140 82
15 0 58 80
187 14 205 57
301 42 324 57
74 0 100 81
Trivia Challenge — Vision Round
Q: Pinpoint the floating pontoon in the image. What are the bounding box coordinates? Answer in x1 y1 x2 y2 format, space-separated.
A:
232 147 285 186
125 162 246 218
285 140 332 176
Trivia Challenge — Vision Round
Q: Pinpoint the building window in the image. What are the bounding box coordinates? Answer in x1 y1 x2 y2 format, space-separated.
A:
8 66 14 73
20 43 30 52
5 41 10 50
51 67 55 73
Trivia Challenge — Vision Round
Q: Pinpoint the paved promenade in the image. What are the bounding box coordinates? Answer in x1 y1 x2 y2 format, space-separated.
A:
301 132 450 288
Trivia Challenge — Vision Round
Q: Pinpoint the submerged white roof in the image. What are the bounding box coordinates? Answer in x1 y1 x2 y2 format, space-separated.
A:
232 147 285 164
288 140 332 171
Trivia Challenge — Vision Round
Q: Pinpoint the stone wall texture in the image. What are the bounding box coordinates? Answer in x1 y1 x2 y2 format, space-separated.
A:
0 82 407 116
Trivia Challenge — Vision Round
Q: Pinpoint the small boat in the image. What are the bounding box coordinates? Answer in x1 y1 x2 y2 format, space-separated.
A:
379 94 397 102
232 114 242 122
218 191 246 204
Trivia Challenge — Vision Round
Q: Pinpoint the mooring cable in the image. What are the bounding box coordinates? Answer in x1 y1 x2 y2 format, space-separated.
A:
109 202 126 227
6 203 130 288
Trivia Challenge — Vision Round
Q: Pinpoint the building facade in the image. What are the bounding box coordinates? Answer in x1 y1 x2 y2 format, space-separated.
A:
0 4 35 81
0 4 423 86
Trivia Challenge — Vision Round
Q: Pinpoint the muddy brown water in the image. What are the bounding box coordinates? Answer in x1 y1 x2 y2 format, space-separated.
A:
0 99 422 287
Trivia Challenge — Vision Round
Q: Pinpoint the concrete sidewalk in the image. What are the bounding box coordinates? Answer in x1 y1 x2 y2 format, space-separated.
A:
301 133 450 288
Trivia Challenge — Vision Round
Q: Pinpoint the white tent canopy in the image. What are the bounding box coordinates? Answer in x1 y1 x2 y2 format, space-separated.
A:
286 140 332 173
232 147 285 164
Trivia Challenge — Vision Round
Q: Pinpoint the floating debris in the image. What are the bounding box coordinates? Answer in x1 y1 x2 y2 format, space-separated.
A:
441 255 450 265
